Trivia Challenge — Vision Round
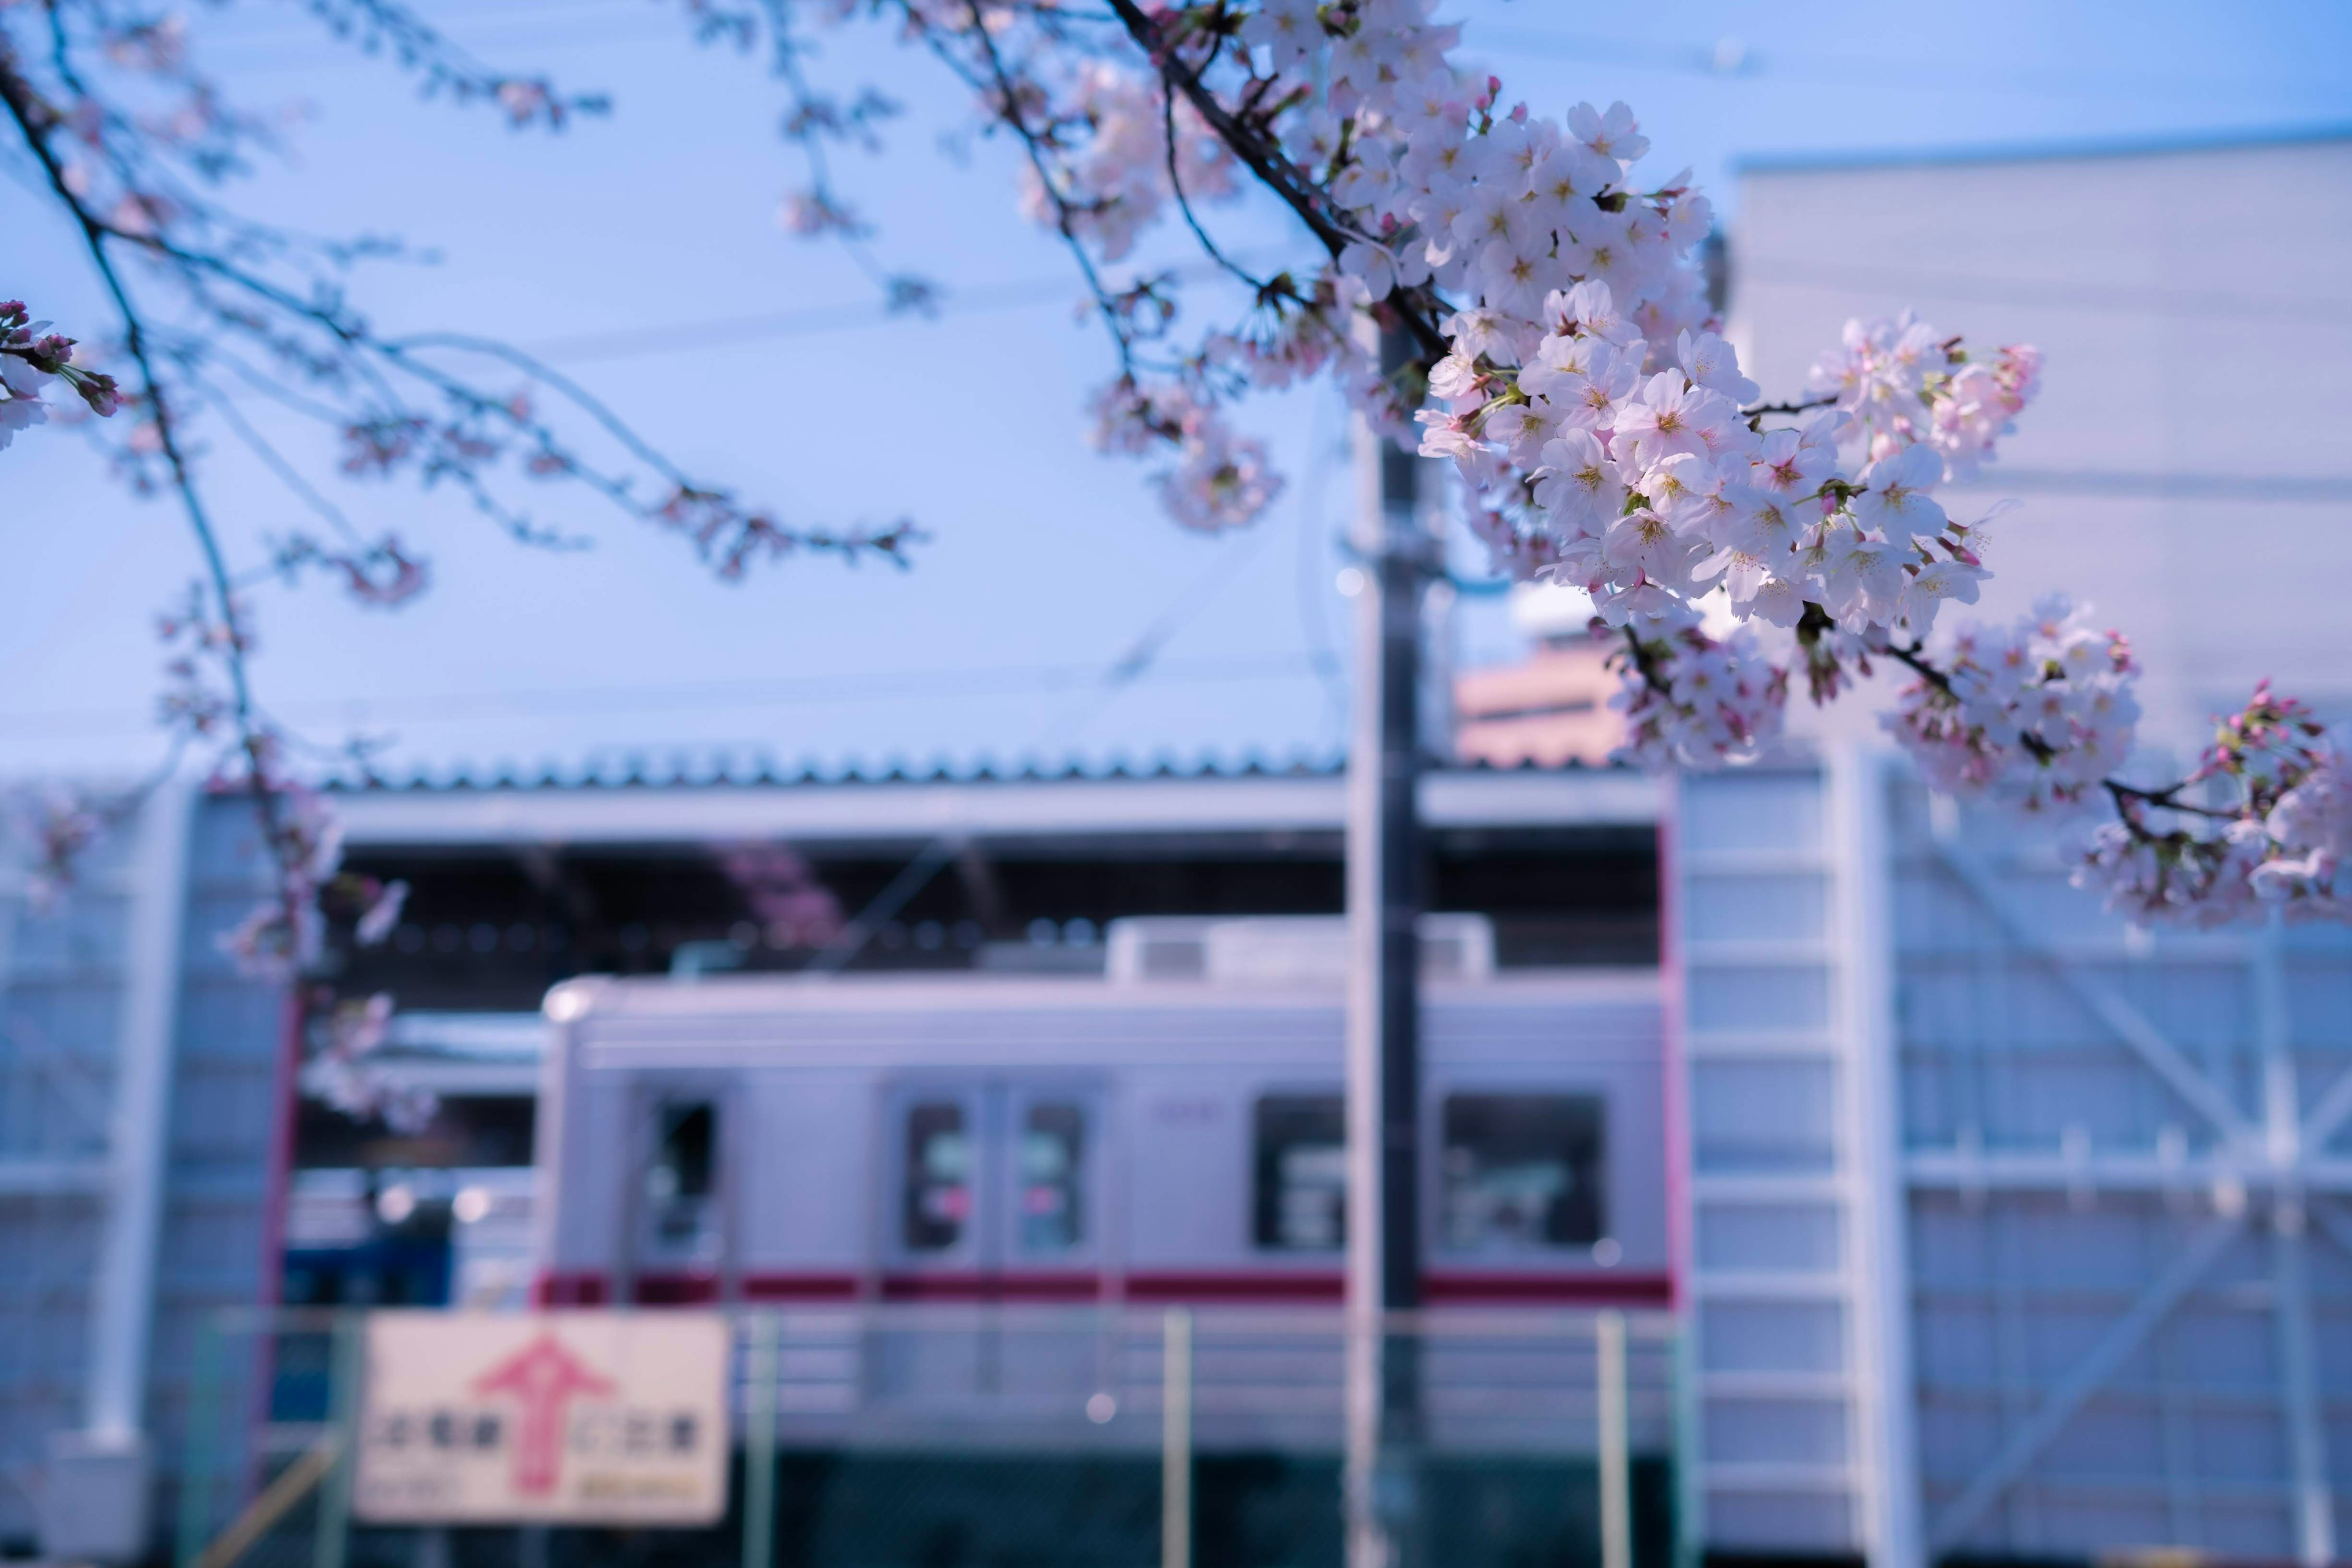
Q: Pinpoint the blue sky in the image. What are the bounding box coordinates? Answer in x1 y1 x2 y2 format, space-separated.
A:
6 0 2348 780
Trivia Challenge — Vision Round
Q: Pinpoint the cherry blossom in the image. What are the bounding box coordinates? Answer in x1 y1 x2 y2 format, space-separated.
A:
7 0 2342 1009
1881 595 2139 811
2070 685 2351 927
303 992 436 1134
1609 605 1787 769
0 299 121 448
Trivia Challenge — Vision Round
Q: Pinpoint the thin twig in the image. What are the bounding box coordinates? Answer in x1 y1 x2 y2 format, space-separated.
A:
1159 70 1265 292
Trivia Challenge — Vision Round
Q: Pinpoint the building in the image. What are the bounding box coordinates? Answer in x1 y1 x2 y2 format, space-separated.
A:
1731 124 2352 755
1452 586 1626 772
0 787 286 1562
1699 125 2352 1568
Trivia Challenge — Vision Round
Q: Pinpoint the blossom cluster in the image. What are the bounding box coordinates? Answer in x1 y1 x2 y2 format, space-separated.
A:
2073 685 2351 928
0 300 122 450
1242 19 2029 736
1089 377 1283 533
1882 594 2141 812
1409 285 2018 658
304 993 437 1136
2256 752 2352 917
213 775 410 976
215 782 345 980
1017 61 1236 262
1607 605 1787 769
905 0 2036 578
15 786 110 912
1807 315 2041 481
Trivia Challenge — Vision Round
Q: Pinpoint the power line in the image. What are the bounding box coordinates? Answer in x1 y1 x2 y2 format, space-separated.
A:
1470 26 2351 105
1023 518 1294 755
518 252 1273 363
522 276 1079 363
182 0 2352 108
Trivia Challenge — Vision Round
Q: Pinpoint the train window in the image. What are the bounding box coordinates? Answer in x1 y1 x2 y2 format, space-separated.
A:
1017 1101 1087 1254
1254 1095 1346 1251
646 1101 715 1245
902 1101 972 1253
1439 1094 1604 1251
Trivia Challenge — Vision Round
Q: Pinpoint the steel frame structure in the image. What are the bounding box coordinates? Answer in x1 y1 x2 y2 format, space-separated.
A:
0 786 286 1559
1910 816 2343 1565
1673 750 2351 1568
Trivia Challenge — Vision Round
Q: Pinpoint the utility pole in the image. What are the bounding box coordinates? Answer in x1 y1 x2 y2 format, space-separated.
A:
1344 327 1430 1568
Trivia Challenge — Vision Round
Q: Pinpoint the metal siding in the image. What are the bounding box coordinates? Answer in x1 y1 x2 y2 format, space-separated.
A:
1679 755 2352 1562
1889 772 2352 1564
1673 760 1871 1555
0 811 130 1540
0 793 283 1547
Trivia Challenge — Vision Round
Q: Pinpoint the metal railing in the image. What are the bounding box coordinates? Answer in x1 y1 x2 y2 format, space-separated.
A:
176 1303 1678 1568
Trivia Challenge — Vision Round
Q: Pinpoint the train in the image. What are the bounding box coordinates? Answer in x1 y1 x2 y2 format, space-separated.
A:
529 915 1670 1314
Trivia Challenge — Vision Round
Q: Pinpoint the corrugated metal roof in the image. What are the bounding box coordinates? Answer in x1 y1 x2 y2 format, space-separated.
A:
317 748 1628 794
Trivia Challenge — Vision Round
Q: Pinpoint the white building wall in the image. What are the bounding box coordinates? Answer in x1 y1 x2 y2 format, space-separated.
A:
1731 130 2352 756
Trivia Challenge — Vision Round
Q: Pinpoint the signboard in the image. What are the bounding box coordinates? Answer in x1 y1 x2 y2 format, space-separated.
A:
353 1311 729 1525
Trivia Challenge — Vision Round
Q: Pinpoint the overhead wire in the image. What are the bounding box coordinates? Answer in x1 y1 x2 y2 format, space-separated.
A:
1022 518 1294 758
517 258 1259 364
1468 25 2350 105
192 4 2351 107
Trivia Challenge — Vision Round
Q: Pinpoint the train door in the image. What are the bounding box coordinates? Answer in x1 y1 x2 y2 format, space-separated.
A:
878 1077 1111 1411
883 1077 1107 1297
623 1081 733 1302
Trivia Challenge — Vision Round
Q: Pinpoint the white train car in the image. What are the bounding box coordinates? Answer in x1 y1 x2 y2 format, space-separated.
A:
530 917 1670 1315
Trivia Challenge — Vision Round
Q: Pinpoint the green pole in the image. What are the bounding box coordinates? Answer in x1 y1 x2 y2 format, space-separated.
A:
312 1311 362 1568
741 1311 778 1568
1161 1308 1193 1568
173 1311 223 1568
1672 1317 1702 1568
1597 1311 1632 1568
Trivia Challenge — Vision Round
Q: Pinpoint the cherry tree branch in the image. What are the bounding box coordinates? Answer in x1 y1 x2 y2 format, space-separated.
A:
2 36 301 925
1160 80 1267 293
1099 0 1450 363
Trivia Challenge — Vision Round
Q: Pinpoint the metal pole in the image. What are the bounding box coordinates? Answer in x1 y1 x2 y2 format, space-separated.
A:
2255 911 2336 1568
1161 1307 1193 1568
1596 1311 1632 1568
742 1311 779 1568
1832 749 1924 1568
1345 325 1428 1568
88 781 194 1444
173 1312 223 1568
312 1311 361 1568
1669 1319 1702 1568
